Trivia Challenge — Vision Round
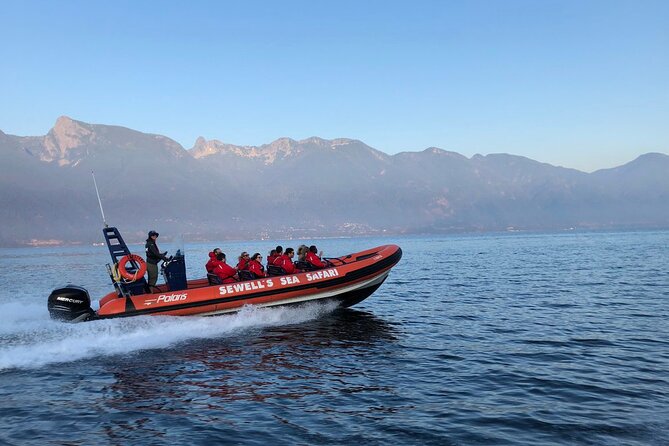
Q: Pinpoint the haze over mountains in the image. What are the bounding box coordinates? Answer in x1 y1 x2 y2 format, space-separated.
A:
1 116 667 247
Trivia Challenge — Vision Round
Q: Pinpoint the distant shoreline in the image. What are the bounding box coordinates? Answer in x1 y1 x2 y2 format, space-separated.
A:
7 226 669 249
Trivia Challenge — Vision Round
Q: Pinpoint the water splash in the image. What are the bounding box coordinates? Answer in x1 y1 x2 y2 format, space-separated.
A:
0 300 339 371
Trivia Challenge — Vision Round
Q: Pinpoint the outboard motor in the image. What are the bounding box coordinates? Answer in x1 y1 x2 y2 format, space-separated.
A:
48 285 95 322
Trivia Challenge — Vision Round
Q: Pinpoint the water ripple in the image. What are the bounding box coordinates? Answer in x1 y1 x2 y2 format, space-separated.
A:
1 232 669 445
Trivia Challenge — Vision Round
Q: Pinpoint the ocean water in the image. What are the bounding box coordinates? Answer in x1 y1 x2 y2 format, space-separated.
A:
0 231 668 445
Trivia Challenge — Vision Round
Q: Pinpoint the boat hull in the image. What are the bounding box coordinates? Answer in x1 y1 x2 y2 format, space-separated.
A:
93 244 401 320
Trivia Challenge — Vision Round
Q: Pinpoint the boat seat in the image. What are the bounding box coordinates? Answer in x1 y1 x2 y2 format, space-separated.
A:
294 260 316 271
238 270 255 281
267 265 287 276
207 273 222 285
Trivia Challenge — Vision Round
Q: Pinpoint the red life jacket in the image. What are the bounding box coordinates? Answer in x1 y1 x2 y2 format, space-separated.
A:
306 251 325 269
205 252 217 273
268 254 280 266
236 259 249 271
248 260 266 278
212 260 238 283
275 254 295 274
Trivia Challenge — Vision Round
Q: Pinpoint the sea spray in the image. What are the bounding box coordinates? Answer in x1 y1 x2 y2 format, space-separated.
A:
0 300 340 371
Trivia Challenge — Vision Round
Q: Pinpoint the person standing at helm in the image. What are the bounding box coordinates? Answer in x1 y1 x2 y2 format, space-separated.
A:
145 230 168 288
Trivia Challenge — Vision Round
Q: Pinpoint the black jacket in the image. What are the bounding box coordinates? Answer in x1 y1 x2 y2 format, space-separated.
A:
145 238 168 265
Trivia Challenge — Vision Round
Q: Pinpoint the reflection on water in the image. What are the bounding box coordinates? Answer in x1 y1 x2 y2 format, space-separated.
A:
104 310 398 416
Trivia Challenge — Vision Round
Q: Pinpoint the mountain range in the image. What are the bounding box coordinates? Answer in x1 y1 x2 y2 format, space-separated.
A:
1 116 667 247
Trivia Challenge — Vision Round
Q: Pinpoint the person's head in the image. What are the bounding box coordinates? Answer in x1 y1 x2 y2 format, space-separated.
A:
309 245 318 253
216 252 226 262
285 247 294 258
275 245 283 255
269 249 276 257
251 253 262 262
239 251 250 261
212 247 221 256
148 230 159 239
297 245 307 255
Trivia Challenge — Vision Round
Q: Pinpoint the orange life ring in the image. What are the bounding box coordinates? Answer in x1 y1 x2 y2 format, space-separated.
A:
118 254 147 282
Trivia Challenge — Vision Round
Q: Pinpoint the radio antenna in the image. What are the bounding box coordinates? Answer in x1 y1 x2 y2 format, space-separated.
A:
91 171 108 228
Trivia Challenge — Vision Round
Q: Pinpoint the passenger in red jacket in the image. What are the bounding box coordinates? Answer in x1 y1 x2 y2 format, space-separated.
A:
305 245 326 269
248 253 266 278
274 247 297 274
267 246 282 268
205 248 221 273
211 252 238 283
236 252 250 271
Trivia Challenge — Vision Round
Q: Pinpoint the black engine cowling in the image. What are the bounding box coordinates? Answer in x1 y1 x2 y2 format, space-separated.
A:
48 285 95 322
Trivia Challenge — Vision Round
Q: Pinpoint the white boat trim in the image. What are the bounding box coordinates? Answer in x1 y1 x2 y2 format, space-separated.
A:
193 270 390 317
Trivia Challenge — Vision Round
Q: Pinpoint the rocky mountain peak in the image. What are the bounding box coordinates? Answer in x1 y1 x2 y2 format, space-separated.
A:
190 138 253 159
41 116 94 163
330 138 357 146
300 137 363 151
258 138 297 163
191 136 211 154
423 147 469 160
300 136 330 147
51 116 92 139
194 136 208 148
268 137 297 149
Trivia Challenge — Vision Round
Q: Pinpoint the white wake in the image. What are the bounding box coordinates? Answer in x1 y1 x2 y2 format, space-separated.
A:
0 300 339 371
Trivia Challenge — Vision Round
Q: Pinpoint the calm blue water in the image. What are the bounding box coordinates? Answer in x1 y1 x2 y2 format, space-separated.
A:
1 231 668 445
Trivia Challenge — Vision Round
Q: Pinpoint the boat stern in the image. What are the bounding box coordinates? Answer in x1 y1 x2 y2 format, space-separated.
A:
47 285 96 322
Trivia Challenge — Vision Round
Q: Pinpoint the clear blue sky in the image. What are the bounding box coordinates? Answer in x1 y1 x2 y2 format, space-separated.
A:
1 0 667 171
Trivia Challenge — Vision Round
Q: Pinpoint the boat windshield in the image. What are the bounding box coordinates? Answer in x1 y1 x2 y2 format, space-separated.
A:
170 234 185 259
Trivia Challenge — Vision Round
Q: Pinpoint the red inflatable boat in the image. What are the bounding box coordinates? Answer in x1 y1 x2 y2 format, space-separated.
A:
47 227 402 322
